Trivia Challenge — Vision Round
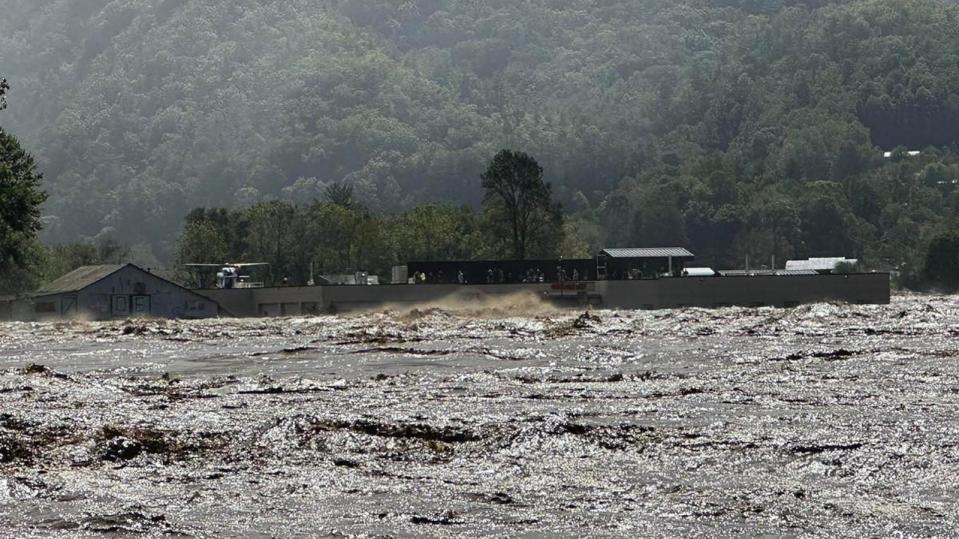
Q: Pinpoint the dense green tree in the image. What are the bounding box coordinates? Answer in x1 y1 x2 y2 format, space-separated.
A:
556 221 592 259
306 203 364 274
184 208 250 260
41 239 136 285
45 243 100 279
480 150 562 260
395 203 471 262
0 126 47 293
175 222 228 266
629 184 689 248
246 201 298 285
4 0 959 287
923 231 959 290
798 182 856 257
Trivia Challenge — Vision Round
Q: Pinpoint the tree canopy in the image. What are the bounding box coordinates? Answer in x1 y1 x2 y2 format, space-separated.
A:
0 126 47 293
481 150 561 260
1 0 959 280
0 127 45 237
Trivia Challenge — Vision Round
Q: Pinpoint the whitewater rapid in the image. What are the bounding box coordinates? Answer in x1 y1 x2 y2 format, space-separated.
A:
1 295 957 536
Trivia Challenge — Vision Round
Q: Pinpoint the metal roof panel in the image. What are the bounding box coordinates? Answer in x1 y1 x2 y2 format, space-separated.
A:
601 247 694 258
35 265 126 295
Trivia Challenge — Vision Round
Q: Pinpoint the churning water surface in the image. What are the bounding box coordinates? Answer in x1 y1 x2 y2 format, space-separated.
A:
1 295 957 537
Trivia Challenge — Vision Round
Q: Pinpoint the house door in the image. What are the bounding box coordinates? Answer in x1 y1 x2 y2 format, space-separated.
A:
61 295 78 316
132 295 151 315
111 295 130 317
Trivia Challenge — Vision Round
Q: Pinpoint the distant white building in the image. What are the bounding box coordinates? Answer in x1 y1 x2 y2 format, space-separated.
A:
316 272 379 285
882 150 921 159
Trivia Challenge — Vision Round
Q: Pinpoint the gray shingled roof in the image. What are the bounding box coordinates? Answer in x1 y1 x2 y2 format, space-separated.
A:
601 247 694 259
35 265 126 295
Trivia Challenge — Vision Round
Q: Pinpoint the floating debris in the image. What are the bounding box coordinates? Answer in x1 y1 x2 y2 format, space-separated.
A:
0 295 957 535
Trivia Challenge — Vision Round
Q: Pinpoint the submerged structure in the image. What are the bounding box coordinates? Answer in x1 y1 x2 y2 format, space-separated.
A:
0 248 890 320
198 247 890 317
1 264 220 321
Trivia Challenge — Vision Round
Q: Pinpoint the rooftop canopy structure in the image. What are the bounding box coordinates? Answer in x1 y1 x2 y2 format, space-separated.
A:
402 247 697 284
598 247 695 280
406 258 595 284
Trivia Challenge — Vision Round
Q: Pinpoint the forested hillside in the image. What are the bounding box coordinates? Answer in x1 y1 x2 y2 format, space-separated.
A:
2 0 959 277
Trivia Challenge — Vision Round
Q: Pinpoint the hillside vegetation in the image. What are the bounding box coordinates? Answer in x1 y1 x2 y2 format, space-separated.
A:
2 0 959 278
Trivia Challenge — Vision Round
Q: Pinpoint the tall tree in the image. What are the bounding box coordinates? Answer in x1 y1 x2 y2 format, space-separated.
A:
395 203 469 262
175 221 228 266
480 150 562 260
173 221 229 288
246 201 297 284
0 82 48 292
0 156 44 245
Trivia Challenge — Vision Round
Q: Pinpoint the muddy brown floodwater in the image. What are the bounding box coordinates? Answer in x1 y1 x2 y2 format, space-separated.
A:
1 294 958 537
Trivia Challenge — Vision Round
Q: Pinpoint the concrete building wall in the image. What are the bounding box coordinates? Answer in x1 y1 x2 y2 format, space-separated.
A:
209 288 255 317
197 274 889 318
598 273 890 309
321 282 553 312
199 282 559 317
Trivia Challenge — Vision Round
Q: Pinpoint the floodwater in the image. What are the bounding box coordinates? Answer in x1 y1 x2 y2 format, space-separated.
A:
1 294 957 537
